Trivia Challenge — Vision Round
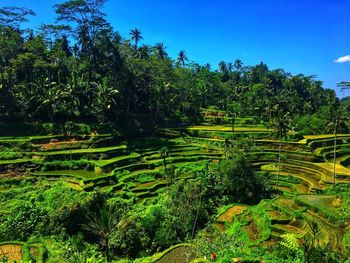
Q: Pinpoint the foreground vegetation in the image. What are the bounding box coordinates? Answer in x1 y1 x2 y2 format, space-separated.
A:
1 120 350 262
1 0 350 262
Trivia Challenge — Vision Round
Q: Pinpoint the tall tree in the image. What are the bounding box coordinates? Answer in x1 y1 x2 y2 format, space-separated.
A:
129 28 143 48
234 59 243 71
218 61 227 74
0 6 35 29
39 24 72 46
155 42 167 59
269 89 292 189
159 147 169 170
338 81 350 97
83 202 123 261
134 44 150 59
204 63 211 71
272 111 291 189
227 62 233 74
225 85 245 135
218 61 229 81
326 101 348 186
177 50 188 66
54 0 110 57
327 114 339 186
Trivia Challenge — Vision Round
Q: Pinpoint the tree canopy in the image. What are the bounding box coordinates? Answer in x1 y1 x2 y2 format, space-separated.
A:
0 0 344 136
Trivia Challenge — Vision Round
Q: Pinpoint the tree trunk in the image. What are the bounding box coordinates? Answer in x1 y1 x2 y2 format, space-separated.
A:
333 131 337 186
126 92 131 113
153 100 159 128
69 133 72 161
276 137 282 189
231 115 236 135
105 237 110 261
163 157 167 170
191 190 202 239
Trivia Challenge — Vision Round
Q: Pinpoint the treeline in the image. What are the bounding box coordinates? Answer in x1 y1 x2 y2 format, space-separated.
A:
0 0 345 134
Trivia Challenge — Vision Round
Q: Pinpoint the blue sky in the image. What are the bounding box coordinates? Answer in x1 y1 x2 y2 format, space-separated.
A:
1 0 350 97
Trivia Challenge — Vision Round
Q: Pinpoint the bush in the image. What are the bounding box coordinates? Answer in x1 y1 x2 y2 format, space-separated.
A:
0 201 50 241
40 159 92 171
42 123 59 134
0 182 91 242
215 156 270 204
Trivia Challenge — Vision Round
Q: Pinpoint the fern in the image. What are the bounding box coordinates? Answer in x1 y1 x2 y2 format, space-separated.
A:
280 233 299 251
279 233 304 259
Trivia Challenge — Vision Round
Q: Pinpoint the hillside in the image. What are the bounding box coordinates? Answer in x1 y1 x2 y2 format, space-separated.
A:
1 0 349 262
0 118 349 262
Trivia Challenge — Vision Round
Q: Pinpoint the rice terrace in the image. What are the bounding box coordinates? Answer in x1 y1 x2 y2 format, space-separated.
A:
0 0 350 262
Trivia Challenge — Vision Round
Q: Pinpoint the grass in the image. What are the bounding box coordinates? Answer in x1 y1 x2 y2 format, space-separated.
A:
34 145 127 156
33 169 101 179
151 243 196 263
304 134 350 140
338 155 350 167
136 174 156 183
315 143 350 156
0 151 26 160
217 205 247 222
0 158 31 165
308 138 347 150
294 194 341 220
0 134 61 141
90 152 140 167
185 124 269 131
261 164 322 190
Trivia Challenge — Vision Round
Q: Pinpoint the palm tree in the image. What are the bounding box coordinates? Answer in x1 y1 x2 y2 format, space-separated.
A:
325 106 348 186
64 121 75 161
134 44 150 59
155 42 167 59
272 111 291 189
159 146 169 170
227 62 233 74
129 28 143 48
177 50 188 66
331 118 338 186
218 61 227 74
226 101 241 135
83 204 119 260
234 59 243 72
226 86 243 135
270 89 291 189
204 63 211 71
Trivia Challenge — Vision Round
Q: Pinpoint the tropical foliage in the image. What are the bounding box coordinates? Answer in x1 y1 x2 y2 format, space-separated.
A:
1 1 350 263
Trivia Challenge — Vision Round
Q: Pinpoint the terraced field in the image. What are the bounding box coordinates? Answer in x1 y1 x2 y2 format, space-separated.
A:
1 121 350 260
202 127 350 257
0 131 226 205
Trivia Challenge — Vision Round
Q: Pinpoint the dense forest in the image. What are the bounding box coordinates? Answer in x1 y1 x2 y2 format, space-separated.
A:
1 1 350 263
0 1 346 134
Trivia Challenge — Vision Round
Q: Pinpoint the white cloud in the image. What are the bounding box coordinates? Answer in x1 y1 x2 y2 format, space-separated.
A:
334 55 350 63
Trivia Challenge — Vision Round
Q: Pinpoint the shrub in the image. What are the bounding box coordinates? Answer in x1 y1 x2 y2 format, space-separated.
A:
40 159 91 171
215 156 270 204
41 123 59 134
0 201 50 241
